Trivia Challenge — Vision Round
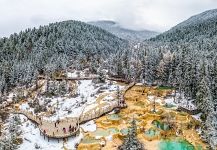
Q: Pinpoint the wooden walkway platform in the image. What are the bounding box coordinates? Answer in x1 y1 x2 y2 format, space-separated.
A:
12 82 135 139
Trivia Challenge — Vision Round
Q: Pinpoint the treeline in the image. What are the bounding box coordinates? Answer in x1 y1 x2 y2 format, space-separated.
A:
0 20 128 95
0 13 217 148
106 10 217 148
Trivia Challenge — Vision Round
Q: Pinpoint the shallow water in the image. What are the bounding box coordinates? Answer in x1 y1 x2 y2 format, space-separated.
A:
107 114 121 121
144 128 160 137
107 127 119 134
159 139 195 150
120 128 129 136
163 103 175 108
152 120 170 131
92 128 110 137
81 136 99 144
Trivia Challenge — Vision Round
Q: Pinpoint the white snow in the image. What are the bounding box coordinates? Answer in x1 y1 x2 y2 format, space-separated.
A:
103 95 114 102
20 103 30 110
67 72 78 78
192 113 202 122
18 115 83 150
164 97 178 107
80 120 97 132
14 78 126 149
39 79 124 122
66 70 98 78
148 92 198 110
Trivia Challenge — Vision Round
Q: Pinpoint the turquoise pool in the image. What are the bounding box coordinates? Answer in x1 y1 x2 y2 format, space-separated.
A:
152 120 170 131
144 128 160 138
159 139 195 150
107 114 121 121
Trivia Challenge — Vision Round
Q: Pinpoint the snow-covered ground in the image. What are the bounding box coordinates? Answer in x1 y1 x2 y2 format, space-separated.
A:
80 120 97 132
16 79 125 150
148 92 198 111
174 93 197 110
192 113 202 122
67 70 98 78
4 76 128 150
18 115 83 150
19 79 124 122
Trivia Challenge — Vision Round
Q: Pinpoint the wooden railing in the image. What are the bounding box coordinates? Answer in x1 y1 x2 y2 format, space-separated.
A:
177 106 200 115
13 110 79 138
12 82 135 139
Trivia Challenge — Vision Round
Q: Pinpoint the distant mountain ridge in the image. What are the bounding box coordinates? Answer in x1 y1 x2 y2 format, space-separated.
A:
151 9 217 42
175 9 217 28
88 20 159 42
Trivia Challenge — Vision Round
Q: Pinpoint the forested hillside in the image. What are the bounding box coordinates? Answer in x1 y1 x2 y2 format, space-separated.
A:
89 20 159 42
151 9 217 43
0 9 217 149
136 9 217 148
0 20 128 94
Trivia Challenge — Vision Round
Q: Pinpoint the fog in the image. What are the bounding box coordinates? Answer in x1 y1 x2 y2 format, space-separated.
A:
0 0 216 37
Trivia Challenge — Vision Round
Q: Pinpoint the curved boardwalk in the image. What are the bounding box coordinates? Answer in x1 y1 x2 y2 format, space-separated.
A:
14 110 80 138
13 81 135 139
177 106 200 115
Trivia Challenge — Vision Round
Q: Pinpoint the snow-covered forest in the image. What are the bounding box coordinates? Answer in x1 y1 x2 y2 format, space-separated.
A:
0 8 217 150
0 20 127 96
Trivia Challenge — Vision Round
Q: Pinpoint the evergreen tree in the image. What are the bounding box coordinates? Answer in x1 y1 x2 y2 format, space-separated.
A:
196 62 213 114
118 119 144 150
98 68 105 83
0 115 21 150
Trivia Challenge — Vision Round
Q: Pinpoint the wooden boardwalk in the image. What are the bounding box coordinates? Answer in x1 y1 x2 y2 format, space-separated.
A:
14 110 80 138
13 82 135 139
177 106 200 115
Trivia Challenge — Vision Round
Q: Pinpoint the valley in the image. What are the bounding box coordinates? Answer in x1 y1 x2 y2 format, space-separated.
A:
0 6 217 150
0 70 209 149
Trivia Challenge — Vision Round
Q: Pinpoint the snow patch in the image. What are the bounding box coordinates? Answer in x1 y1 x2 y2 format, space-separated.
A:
80 120 97 132
19 115 83 150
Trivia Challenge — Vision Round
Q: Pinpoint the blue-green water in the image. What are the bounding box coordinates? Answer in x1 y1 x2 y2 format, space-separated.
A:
107 127 119 134
120 128 129 136
152 120 170 131
164 103 176 108
107 114 121 121
159 139 195 150
92 128 110 137
144 128 160 138
81 136 99 144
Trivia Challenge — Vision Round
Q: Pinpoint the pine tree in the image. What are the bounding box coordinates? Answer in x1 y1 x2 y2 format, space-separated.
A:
211 60 217 100
196 62 213 114
98 68 105 83
0 115 21 150
118 119 144 150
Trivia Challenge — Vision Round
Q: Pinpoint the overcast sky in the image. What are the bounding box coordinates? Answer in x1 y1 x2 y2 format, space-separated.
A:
0 0 217 37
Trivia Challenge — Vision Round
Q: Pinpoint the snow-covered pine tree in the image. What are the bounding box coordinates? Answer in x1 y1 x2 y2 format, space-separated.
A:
211 59 217 101
98 68 105 83
118 119 144 150
196 61 213 114
0 115 22 150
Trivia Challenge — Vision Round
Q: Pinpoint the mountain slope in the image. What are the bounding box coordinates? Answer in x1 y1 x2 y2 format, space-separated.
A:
0 20 128 92
148 9 217 149
151 9 217 42
88 20 159 42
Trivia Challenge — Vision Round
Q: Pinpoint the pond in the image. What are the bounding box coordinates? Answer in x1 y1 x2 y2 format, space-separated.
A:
81 136 100 144
120 128 129 136
107 127 119 135
107 114 121 121
92 128 110 137
152 120 170 131
164 103 176 108
159 139 195 150
144 128 160 138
